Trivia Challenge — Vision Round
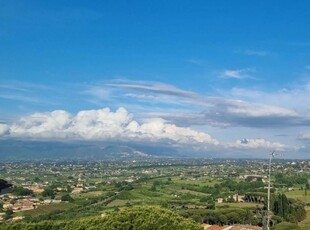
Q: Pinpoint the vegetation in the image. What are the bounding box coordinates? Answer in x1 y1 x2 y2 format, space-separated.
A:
180 208 259 226
0 206 201 230
61 194 74 202
272 193 306 223
0 159 309 229
41 188 56 198
272 222 301 230
10 186 33 196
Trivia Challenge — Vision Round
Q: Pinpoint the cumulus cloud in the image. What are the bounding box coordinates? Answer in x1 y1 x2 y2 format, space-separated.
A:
1 107 219 146
0 107 291 154
0 123 10 136
232 138 286 150
10 110 72 139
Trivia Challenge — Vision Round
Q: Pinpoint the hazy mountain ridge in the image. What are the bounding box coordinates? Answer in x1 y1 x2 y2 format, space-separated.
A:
0 140 181 160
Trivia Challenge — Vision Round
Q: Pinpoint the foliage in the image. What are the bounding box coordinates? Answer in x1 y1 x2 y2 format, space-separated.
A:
0 206 201 230
275 174 308 187
272 222 300 230
41 188 56 198
179 207 259 226
10 186 33 196
272 193 306 223
61 194 74 202
4 209 13 220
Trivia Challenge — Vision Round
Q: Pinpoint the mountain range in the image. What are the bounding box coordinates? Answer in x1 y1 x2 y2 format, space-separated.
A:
0 140 184 160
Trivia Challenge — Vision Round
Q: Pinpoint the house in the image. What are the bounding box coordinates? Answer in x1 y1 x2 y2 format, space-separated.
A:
71 187 83 194
232 194 245 202
12 199 35 211
12 216 24 222
201 224 212 230
3 203 13 209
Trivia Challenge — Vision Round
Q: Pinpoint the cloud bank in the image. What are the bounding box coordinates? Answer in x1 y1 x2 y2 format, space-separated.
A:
1 107 219 146
0 107 288 154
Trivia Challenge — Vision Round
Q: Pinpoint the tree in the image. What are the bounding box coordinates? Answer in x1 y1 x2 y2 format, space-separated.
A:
100 206 202 230
61 194 74 202
10 186 33 196
0 206 202 230
4 209 13 220
41 188 56 198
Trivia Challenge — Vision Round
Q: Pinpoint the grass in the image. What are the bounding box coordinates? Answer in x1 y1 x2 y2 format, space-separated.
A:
106 199 128 207
175 189 209 196
22 202 76 217
285 190 310 203
216 202 262 208
173 177 220 187
299 207 310 228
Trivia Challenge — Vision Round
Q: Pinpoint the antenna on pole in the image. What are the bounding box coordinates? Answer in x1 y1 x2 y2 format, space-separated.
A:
265 150 283 230
266 150 275 230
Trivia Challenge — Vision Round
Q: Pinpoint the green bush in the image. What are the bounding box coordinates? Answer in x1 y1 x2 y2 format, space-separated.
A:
273 222 300 230
0 206 201 230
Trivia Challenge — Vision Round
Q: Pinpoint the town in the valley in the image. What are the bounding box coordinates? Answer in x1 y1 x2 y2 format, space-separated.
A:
0 159 309 229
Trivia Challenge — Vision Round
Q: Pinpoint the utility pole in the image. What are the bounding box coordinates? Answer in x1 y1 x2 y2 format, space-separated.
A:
266 150 275 230
264 150 282 230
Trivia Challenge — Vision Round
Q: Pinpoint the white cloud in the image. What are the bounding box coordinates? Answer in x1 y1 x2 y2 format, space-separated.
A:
83 80 310 129
187 59 204 65
0 124 9 136
3 107 219 146
0 94 44 103
232 138 286 150
229 83 310 113
81 86 111 100
0 107 292 154
224 100 298 117
299 132 310 141
106 81 198 98
243 50 270 56
219 68 255 79
10 110 72 139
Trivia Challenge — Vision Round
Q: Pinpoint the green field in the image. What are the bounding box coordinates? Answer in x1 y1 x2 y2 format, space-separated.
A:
216 202 262 208
285 190 310 203
299 207 310 229
22 203 76 217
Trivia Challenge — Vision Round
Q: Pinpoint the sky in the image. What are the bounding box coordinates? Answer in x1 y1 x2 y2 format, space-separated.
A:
0 0 310 158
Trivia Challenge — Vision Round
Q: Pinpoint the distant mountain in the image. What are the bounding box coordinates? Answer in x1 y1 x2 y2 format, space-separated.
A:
101 145 150 158
0 140 179 160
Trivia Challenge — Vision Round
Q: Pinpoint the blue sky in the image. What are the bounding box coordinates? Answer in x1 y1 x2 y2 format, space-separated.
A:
1 1 310 158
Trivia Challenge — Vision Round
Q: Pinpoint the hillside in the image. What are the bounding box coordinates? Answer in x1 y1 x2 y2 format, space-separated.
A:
0 206 201 230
